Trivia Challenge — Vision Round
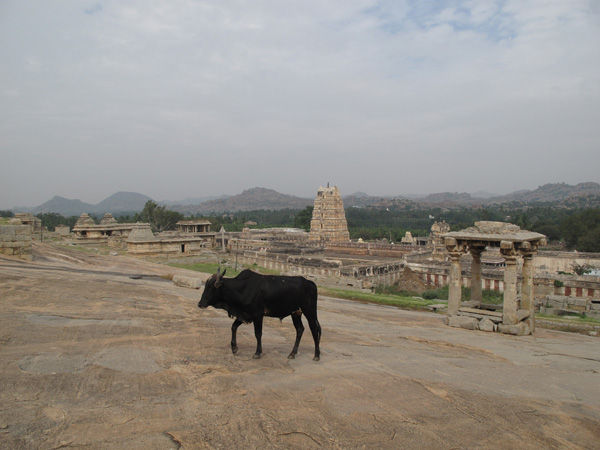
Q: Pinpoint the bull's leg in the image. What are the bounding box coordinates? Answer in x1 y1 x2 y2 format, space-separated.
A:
304 312 321 361
288 312 304 359
231 319 242 354
252 317 263 359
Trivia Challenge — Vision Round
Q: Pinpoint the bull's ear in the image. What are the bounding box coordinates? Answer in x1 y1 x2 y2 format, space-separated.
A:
221 269 227 277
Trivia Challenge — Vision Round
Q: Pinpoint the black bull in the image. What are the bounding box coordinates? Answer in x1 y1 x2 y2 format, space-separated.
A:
198 269 321 361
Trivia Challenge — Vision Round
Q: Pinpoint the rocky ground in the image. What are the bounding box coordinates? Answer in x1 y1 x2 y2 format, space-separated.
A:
0 243 599 449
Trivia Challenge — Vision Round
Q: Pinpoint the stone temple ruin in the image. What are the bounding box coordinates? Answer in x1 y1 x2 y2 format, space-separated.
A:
309 185 350 244
14 186 600 331
443 222 546 335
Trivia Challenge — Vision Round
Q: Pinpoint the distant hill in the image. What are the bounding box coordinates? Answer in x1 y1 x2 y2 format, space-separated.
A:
94 192 152 213
14 182 600 217
487 182 600 206
26 192 153 216
418 192 484 206
171 187 313 214
161 195 230 206
33 196 95 217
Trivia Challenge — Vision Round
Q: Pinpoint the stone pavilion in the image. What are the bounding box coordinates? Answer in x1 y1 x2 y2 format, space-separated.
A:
443 221 546 335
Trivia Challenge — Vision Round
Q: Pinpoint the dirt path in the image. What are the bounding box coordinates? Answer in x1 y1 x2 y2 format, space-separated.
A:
0 243 598 449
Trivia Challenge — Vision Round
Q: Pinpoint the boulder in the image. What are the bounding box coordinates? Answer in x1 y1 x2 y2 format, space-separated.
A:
448 315 479 330
173 275 203 290
478 318 495 332
498 322 531 336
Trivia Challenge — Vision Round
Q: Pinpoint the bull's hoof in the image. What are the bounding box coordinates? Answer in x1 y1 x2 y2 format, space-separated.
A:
231 346 238 355
253 353 261 359
313 356 320 361
287 353 296 360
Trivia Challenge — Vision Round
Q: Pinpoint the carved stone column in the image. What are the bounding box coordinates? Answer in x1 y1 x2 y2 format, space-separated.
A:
501 241 518 325
445 238 466 316
469 245 485 305
521 247 535 332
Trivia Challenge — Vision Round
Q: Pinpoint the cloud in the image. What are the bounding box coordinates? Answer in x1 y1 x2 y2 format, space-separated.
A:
0 0 598 207
84 3 102 15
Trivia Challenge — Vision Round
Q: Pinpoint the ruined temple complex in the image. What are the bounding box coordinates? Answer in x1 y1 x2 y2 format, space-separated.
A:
7 185 600 334
309 185 350 244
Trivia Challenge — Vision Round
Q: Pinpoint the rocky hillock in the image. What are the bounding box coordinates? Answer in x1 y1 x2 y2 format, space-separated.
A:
172 187 313 214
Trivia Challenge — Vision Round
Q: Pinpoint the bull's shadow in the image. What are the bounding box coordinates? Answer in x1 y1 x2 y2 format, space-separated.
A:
198 269 321 361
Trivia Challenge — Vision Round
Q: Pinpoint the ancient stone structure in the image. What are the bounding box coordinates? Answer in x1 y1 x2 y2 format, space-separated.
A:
309 185 350 244
99 213 118 225
126 223 212 256
430 221 450 259
55 224 71 236
0 225 32 260
72 213 136 241
176 220 211 234
443 221 546 335
13 213 43 238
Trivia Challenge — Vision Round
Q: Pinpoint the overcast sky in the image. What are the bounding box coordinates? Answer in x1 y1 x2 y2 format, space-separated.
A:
1 0 599 208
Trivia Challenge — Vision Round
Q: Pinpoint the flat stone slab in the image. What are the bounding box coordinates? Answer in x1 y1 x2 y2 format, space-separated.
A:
0 244 599 449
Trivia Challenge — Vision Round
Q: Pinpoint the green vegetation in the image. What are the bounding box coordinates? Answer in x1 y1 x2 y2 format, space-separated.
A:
560 208 600 252
537 313 600 325
293 206 314 231
319 287 439 310
189 209 301 232
406 286 504 304
133 201 183 232
26 197 600 252
167 262 281 277
36 212 79 232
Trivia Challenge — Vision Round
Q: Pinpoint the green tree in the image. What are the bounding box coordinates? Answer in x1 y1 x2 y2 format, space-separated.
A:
134 201 184 232
577 226 600 252
36 213 78 232
293 206 314 231
561 208 600 250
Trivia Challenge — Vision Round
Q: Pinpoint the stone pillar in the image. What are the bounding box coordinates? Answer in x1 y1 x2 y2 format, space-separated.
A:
469 245 485 305
445 238 466 316
448 252 463 316
521 251 535 331
501 241 518 325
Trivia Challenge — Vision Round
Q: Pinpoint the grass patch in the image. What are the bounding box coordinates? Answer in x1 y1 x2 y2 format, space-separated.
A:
54 243 109 255
419 286 504 304
167 262 280 277
319 287 440 310
536 313 600 325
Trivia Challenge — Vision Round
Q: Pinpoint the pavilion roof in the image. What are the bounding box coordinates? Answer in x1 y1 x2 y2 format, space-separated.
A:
443 221 546 244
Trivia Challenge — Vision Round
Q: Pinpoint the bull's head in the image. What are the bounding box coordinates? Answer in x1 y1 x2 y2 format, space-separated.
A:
198 268 226 309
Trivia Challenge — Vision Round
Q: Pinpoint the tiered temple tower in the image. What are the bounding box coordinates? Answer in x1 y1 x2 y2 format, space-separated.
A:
309 185 350 243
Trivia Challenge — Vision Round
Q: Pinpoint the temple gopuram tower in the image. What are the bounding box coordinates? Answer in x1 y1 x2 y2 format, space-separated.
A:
309 185 350 244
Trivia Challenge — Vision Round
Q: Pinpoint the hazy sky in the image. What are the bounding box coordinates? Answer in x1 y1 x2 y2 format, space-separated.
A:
1 0 599 208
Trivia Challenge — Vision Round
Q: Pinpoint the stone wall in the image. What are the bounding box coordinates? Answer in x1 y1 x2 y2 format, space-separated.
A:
0 225 33 260
127 239 209 256
233 250 405 289
535 251 600 274
541 294 600 319
326 241 426 258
